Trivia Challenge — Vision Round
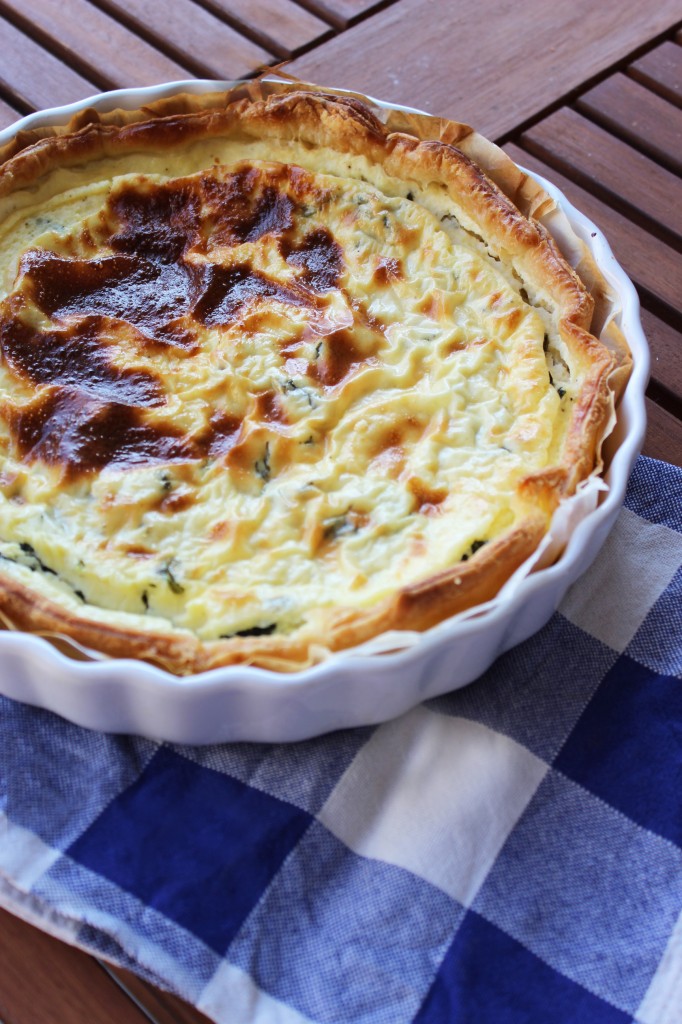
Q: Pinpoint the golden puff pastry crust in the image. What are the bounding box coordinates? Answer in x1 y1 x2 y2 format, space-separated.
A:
0 87 621 672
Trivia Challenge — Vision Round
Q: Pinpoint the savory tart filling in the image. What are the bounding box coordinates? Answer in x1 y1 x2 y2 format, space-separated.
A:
0 89 618 672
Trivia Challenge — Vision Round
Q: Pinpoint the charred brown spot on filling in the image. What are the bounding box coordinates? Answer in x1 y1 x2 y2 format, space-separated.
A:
193 263 310 326
307 329 372 388
20 177 206 350
280 228 344 293
371 445 405 476
407 477 448 515
443 334 488 357
201 166 295 246
124 544 155 558
208 519 231 541
370 416 426 458
21 249 203 351
416 293 445 321
0 314 165 407
499 306 524 332
6 391 191 478
193 411 243 460
372 257 403 287
253 389 288 425
349 297 388 337
151 490 196 515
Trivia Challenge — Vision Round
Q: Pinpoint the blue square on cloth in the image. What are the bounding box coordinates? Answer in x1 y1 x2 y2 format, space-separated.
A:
473 770 682 1015
624 457 682 534
626 565 682 678
66 745 313 954
554 653 682 846
427 615 617 763
413 909 630 1023
175 723 374 815
228 820 465 1024
0 697 157 849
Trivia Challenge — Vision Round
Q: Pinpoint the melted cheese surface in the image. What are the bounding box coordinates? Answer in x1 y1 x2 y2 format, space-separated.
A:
0 154 567 639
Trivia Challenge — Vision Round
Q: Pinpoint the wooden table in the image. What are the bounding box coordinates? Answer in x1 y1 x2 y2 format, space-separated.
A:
0 1 680 1021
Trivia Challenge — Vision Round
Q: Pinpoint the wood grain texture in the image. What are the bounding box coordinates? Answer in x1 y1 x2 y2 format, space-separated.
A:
0 94 21 130
644 397 682 467
101 963 214 1024
0 0 192 91
504 144 682 317
95 0 272 78
0 14 98 110
641 308 682 401
0 907 150 1024
521 107 682 249
200 0 332 57
290 0 682 138
577 73 682 176
629 40 682 106
297 0 386 29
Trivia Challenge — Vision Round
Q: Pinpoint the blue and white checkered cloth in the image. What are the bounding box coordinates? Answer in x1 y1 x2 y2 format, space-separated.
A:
1 454 681 1024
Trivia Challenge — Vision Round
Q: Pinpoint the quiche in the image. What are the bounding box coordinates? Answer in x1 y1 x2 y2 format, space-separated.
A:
0 86 623 673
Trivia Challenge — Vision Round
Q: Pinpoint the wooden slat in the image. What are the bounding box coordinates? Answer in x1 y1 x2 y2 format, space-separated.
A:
0 0 193 91
96 0 272 78
0 14 98 111
0 94 21 131
0 907 150 1024
504 143 682 318
299 0 387 28
644 397 682 467
103 964 214 1024
521 108 682 249
641 307 682 402
201 0 332 58
290 0 682 139
629 40 682 106
576 73 682 176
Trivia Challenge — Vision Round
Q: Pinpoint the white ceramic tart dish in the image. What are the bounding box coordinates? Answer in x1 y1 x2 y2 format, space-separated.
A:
0 80 647 742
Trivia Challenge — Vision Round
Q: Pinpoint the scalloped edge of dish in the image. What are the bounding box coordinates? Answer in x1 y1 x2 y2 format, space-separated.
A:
0 82 649 743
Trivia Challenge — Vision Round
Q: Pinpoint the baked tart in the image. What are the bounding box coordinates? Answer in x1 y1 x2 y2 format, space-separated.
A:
0 85 627 673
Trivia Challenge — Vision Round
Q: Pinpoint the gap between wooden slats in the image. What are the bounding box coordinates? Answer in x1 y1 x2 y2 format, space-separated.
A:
99 962 213 1024
645 398 682 467
293 0 390 30
504 143 681 334
628 40 682 106
0 13 99 112
0 93 21 130
0 907 151 1024
0 0 193 91
195 0 333 59
520 107 682 252
89 0 272 79
640 308 682 407
576 73 682 176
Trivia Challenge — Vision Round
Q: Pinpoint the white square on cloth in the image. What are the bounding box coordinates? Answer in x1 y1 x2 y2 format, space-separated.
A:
0 817 60 889
637 906 682 1024
559 507 682 652
318 705 548 908
200 961 318 1024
